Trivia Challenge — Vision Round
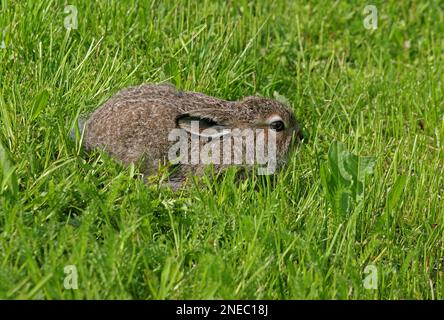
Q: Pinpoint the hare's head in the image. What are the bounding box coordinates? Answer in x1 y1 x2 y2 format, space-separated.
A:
174 95 303 172
236 96 303 154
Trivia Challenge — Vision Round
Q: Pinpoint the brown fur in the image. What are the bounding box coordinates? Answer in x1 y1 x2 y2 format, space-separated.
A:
82 83 303 189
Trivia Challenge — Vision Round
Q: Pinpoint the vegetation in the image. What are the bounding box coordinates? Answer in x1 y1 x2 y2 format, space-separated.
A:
0 0 443 299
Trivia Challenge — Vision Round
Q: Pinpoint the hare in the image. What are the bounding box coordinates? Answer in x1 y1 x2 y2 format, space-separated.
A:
75 83 303 189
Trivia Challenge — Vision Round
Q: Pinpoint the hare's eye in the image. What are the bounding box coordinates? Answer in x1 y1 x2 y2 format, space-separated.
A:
270 120 285 132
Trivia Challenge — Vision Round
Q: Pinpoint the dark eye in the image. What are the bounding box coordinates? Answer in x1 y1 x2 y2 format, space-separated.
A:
270 120 285 132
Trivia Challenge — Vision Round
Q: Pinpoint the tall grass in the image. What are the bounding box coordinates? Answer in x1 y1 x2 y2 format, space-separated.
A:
0 0 443 299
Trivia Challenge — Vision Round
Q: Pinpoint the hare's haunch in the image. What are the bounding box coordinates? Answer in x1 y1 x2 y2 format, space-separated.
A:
78 84 303 188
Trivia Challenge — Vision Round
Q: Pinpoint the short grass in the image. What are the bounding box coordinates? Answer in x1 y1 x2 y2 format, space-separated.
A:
0 0 443 299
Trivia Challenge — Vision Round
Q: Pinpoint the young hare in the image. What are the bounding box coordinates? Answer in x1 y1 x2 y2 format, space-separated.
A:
76 84 303 189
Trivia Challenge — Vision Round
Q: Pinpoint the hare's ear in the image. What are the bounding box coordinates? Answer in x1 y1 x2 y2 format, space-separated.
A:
176 110 230 138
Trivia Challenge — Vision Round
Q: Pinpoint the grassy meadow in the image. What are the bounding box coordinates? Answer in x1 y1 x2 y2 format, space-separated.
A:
0 0 443 299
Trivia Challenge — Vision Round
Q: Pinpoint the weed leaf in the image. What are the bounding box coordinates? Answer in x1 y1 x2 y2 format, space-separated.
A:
321 142 375 215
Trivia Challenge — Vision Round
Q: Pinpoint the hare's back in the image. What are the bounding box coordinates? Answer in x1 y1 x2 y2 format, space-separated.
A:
85 97 179 165
107 83 180 104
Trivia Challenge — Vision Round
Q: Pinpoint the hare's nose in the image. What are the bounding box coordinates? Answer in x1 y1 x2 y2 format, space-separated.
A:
297 129 304 141
294 125 304 141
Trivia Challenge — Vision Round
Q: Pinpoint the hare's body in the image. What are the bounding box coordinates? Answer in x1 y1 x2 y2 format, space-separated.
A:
82 84 302 188
85 85 226 171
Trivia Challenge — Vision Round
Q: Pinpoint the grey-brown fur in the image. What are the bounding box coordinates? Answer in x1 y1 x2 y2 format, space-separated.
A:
80 83 303 189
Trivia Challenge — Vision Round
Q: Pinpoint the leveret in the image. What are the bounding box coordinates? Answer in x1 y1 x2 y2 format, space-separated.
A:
75 83 303 189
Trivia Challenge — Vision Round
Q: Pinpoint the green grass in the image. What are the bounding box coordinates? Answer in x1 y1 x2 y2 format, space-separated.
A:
0 0 443 299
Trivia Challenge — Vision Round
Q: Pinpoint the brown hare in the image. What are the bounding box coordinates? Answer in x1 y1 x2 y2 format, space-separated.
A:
74 83 303 189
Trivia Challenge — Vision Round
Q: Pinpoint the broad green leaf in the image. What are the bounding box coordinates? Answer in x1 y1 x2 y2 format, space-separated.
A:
334 187 352 216
357 155 376 181
322 141 375 215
